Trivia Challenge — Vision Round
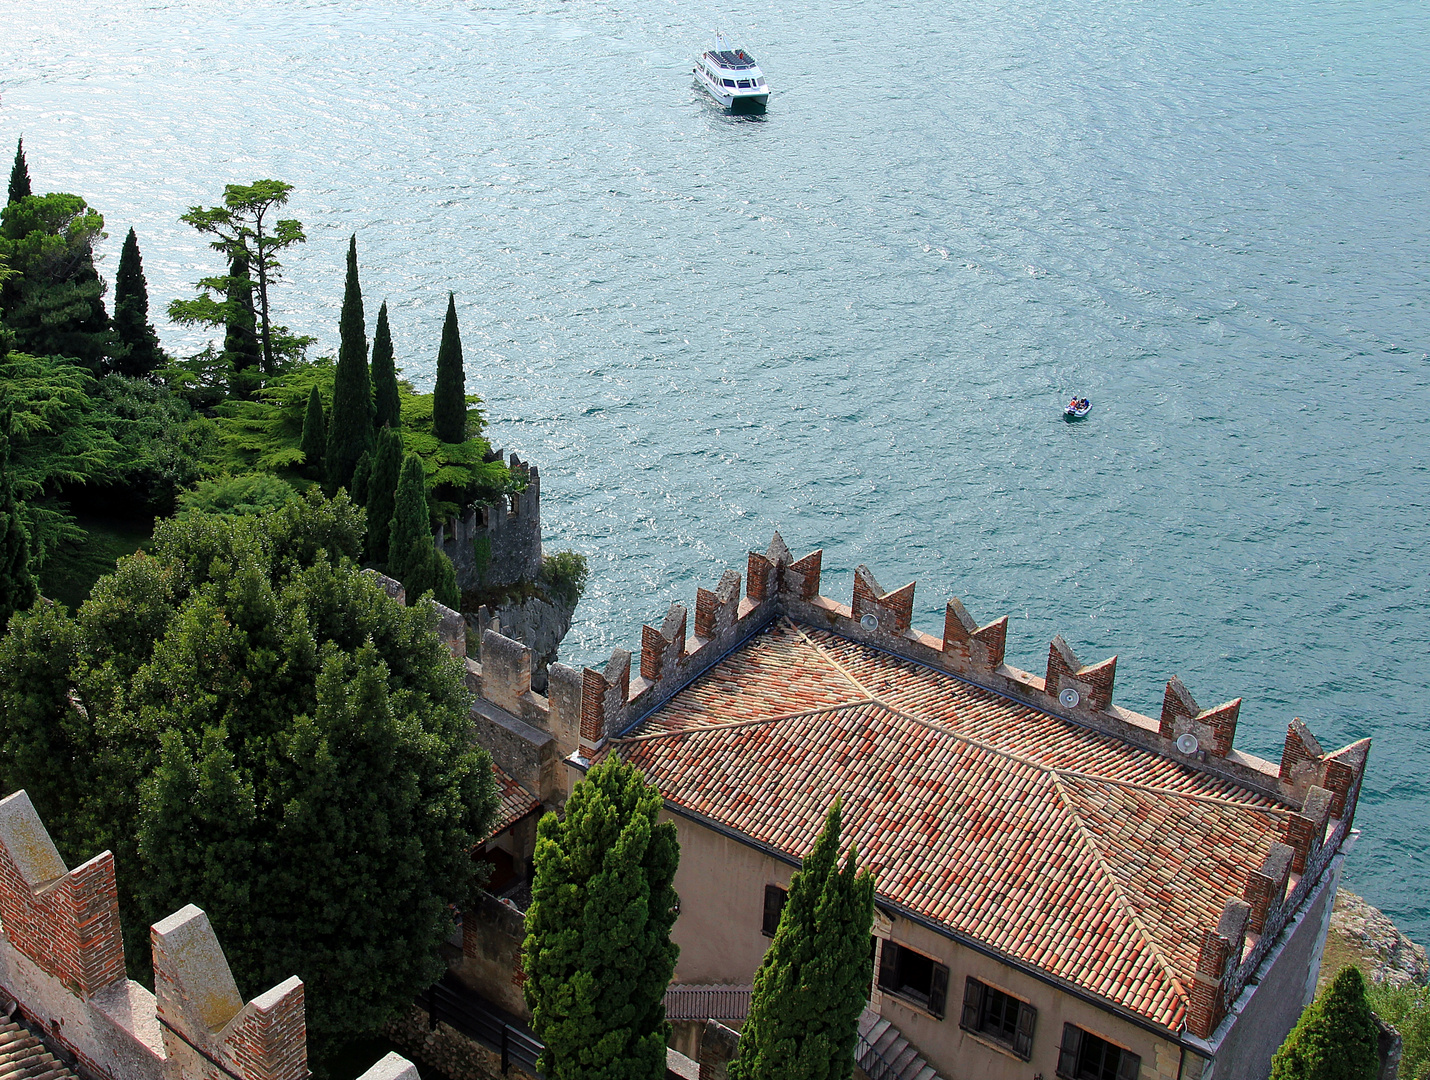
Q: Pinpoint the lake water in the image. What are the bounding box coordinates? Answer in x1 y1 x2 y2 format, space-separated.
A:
3 0 1429 943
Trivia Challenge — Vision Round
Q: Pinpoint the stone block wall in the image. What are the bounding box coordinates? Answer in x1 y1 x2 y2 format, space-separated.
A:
436 455 543 594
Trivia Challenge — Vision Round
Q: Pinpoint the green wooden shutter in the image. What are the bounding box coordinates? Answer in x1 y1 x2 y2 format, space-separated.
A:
1058 1023 1083 1079
929 963 950 1019
878 940 900 992
1013 1000 1037 1060
959 976 984 1031
1116 1048 1142 1080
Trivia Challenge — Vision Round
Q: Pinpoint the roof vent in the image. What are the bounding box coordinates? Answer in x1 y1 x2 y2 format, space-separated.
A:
860 613 878 631
1176 733 1200 755
1058 687 1080 709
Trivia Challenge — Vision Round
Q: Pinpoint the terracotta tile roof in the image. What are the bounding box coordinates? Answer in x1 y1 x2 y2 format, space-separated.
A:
610 618 1292 1031
0 1020 79 1080
487 763 542 841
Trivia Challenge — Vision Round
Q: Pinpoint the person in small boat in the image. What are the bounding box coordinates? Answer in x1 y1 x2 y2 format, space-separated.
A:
1069 398 1079 410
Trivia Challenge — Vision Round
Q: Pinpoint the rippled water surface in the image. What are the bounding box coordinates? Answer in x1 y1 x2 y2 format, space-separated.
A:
3 0 1429 939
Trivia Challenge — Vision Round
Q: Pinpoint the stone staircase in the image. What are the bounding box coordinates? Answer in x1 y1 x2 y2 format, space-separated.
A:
857 1009 942 1080
0 1020 79 1080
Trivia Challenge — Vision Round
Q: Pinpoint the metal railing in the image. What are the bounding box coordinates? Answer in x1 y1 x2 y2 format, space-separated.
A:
662 984 753 1022
417 975 543 1076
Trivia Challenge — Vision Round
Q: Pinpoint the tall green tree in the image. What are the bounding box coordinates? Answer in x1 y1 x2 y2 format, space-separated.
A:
386 452 457 607
728 799 876 1080
179 180 306 373
433 293 466 443
1271 966 1381 1080
110 228 164 377
350 451 371 507
8 138 30 205
222 251 262 396
0 192 111 370
0 409 37 628
325 236 372 493
299 384 326 481
372 301 401 431
365 427 403 564
0 493 497 1064
523 758 680 1080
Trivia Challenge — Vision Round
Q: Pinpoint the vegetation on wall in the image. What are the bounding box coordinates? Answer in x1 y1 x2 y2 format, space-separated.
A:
1367 981 1430 1080
524 757 681 1080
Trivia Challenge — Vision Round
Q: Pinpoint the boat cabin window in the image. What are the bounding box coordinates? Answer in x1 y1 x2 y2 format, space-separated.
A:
722 79 736 87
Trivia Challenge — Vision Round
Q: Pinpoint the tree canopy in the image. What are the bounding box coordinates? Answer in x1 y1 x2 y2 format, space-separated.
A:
728 799 875 1080
1271 965 1381 1080
325 235 372 493
8 138 30 205
110 227 164 377
524 757 680 1080
0 492 497 1063
0 409 37 628
433 293 467 444
372 300 401 431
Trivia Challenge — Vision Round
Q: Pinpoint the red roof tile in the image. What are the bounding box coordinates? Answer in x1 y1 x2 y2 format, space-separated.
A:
487 763 543 841
611 618 1292 1031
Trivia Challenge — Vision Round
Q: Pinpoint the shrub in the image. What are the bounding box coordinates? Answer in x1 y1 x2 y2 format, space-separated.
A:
1272 965 1381 1080
1367 981 1430 1080
540 549 589 608
176 473 298 518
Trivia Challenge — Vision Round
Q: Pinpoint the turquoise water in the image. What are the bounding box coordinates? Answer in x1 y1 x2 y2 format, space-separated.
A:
3 0 1429 940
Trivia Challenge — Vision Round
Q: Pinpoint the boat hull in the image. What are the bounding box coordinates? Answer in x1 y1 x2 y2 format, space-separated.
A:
693 65 768 112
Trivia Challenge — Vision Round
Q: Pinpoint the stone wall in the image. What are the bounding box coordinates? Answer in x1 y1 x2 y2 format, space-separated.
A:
386 1006 539 1080
457 894 530 1021
436 455 542 594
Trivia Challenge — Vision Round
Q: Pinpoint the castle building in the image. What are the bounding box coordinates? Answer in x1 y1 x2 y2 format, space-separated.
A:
455 534 1365 1080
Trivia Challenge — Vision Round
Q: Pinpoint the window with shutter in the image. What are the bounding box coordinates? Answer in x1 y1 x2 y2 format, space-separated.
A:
1115 1049 1141 1080
960 977 984 1031
1013 1000 1037 1060
1057 1023 1083 1079
878 939 899 991
929 963 949 1019
761 884 787 937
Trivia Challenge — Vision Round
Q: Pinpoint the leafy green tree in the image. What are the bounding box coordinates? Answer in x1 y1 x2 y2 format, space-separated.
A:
365 427 403 564
433 293 466 443
325 236 372 492
0 193 111 370
728 799 876 1080
0 409 37 628
1272 966 1381 1080
387 453 457 607
1368 980 1430 1080
8 138 30 205
0 492 497 1064
178 180 306 373
372 301 401 431
523 758 680 1080
300 384 326 481
175 473 298 518
110 228 164 377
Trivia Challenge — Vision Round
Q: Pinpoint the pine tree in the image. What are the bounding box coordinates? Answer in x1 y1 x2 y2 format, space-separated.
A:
433 293 466 444
365 427 403 564
0 409 37 629
728 799 876 1080
325 235 372 492
1271 966 1381 1080
110 228 164 377
385 452 458 607
524 757 680 1080
223 250 262 397
372 301 401 430
7 138 30 205
350 451 372 508
300 384 326 481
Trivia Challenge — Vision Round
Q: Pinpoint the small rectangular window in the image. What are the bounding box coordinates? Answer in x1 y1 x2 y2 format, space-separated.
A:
959 977 1037 1059
1057 1023 1141 1080
877 941 950 1019
762 884 787 937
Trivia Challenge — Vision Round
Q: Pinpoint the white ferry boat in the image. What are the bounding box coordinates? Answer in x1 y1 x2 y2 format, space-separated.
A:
693 34 770 113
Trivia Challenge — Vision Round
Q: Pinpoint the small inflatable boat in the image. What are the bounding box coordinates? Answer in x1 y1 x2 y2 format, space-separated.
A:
1064 398 1091 420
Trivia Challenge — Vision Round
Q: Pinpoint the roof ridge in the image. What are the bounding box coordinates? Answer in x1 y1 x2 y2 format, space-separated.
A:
614 698 875 744
1051 767 1291 813
1046 769 1189 1022
789 619 878 699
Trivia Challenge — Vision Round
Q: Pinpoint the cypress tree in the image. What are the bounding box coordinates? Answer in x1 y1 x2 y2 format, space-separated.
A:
350 451 372 508
300 384 326 481
1271 966 1381 1080
223 251 262 398
432 293 466 443
325 235 372 492
372 301 401 430
7 138 30 205
0 409 37 629
386 452 457 607
728 799 876 1080
110 228 164 377
524 757 680 1080
366 427 403 564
